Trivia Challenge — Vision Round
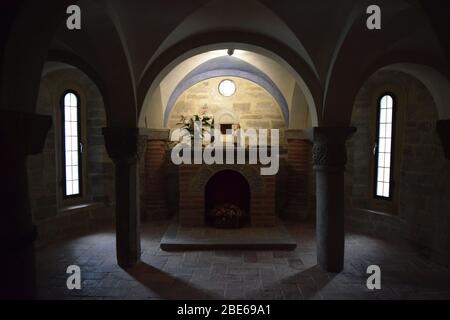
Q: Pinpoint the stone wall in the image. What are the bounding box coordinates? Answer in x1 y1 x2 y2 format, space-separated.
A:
167 77 287 145
29 78 58 221
28 67 114 244
347 70 450 267
86 84 115 205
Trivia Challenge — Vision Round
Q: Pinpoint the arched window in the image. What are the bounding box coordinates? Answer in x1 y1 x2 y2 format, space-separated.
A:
61 91 82 197
374 94 396 199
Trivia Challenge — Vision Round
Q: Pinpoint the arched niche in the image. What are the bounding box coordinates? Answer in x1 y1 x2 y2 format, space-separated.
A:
205 169 251 227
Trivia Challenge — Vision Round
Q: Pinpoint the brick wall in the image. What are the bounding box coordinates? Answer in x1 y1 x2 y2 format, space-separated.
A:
283 130 313 221
178 163 276 227
141 138 170 220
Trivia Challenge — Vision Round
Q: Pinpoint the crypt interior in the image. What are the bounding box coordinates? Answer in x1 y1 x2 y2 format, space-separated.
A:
1 0 450 300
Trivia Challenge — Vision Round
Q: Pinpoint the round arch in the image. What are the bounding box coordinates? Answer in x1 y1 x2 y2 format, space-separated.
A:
331 53 450 127
189 164 264 193
44 51 115 129
353 56 450 123
137 31 322 128
163 55 290 126
383 63 450 120
47 50 107 104
204 169 251 226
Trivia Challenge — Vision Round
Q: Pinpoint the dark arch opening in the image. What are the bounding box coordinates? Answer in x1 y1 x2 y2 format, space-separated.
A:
205 170 250 227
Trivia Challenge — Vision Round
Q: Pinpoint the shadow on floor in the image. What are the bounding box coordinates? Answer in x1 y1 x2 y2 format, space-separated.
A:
297 265 336 299
125 262 219 300
246 265 335 300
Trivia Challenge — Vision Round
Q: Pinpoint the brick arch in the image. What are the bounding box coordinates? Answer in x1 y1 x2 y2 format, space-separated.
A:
190 165 263 193
178 163 276 226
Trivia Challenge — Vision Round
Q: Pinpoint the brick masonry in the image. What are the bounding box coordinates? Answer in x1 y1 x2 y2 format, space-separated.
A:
141 138 170 221
284 133 313 220
178 163 276 227
140 135 311 225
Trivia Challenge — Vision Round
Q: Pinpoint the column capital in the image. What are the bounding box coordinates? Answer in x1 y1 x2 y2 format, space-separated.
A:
436 119 450 159
307 126 356 171
102 127 147 163
0 110 52 156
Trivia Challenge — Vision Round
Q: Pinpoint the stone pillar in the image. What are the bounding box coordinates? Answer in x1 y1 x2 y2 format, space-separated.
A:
141 129 170 221
285 129 312 220
309 126 356 273
103 128 147 268
0 110 52 299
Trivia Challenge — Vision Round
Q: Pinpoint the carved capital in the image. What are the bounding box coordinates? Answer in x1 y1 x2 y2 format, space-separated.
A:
436 119 450 159
0 110 52 156
308 127 356 171
103 127 147 164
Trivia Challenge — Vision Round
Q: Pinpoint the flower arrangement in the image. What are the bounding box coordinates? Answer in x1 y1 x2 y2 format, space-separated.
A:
211 203 243 229
177 114 214 144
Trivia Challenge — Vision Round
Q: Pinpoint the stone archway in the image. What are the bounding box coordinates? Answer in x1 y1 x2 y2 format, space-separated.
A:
137 37 321 128
162 56 291 126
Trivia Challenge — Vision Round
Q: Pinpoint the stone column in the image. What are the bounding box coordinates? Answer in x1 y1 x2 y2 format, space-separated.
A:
141 129 170 221
285 129 312 220
309 126 356 273
0 110 52 299
103 128 147 268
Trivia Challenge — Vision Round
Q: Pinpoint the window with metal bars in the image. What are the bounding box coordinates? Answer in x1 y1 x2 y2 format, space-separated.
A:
374 93 396 199
61 91 83 198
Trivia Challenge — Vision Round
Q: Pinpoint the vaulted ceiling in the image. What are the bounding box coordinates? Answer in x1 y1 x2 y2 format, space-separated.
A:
3 0 449 127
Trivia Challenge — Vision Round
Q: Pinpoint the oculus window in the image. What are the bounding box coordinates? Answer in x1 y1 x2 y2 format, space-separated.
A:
218 79 236 97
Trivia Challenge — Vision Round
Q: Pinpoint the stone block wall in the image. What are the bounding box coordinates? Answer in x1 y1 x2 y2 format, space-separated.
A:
28 67 114 244
35 203 112 247
86 87 114 205
28 79 58 221
346 70 450 267
167 77 287 145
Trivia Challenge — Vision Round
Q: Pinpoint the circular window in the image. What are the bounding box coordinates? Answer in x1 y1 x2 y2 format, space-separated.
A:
218 79 236 97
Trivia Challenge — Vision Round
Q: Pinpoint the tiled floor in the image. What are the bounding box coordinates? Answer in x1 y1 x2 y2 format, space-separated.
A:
36 221 450 300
